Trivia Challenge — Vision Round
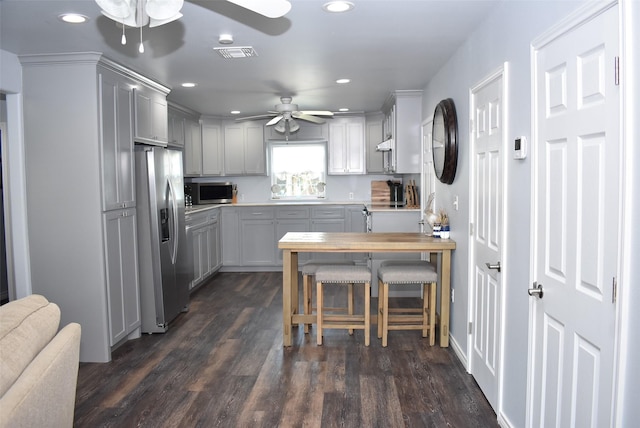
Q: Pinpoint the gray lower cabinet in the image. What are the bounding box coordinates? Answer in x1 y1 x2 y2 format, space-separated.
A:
310 206 347 261
369 209 422 297
346 205 368 263
240 207 276 266
220 204 365 269
186 208 221 290
221 207 241 266
103 208 140 346
276 206 310 264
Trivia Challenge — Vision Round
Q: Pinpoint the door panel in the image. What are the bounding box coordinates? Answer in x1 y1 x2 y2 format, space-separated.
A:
470 69 504 411
529 5 619 427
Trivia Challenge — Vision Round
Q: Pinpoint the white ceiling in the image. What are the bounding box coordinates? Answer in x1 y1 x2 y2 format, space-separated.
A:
0 0 501 118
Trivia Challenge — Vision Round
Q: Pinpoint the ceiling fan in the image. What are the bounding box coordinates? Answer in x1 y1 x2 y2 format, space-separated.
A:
95 0 291 28
226 0 292 18
236 97 334 134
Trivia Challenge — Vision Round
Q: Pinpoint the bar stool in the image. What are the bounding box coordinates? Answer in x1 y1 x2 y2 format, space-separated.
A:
377 260 437 347
301 260 355 333
315 265 371 346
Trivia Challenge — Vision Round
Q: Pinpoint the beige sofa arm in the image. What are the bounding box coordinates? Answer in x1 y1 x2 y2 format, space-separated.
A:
0 322 81 428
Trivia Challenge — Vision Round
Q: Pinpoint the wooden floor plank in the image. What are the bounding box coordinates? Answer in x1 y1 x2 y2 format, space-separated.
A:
74 271 498 427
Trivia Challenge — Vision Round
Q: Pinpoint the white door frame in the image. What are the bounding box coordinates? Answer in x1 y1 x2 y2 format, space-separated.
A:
467 63 509 412
526 1 625 425
420 115 435 232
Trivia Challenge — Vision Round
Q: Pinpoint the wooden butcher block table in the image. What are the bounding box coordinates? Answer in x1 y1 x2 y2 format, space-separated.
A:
278 232 456 347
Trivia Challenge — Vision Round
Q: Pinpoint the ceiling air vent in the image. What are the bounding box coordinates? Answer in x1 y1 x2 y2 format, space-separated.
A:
214 46 258 59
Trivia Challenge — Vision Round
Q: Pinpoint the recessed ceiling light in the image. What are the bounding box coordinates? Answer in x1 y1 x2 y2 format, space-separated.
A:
181 82 197 88
230 110 241 115
322 1 354 13
336 78 351 84
58 13 89 24
339 108 350 112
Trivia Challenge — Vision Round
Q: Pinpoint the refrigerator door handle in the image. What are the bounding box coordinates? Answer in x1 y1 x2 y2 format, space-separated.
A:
167 178 179 265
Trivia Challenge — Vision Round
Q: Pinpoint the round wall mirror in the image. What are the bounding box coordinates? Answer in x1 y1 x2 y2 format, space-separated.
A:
431 98 458 184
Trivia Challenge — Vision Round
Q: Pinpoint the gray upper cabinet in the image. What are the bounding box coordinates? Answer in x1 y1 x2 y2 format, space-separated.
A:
133 85 169 146
167 105 187 148
202 122 223 176
184 120 203 176
328 116 365 175
366 113 385 174
382 90 423 173
99 69 136 211
224 121 266 175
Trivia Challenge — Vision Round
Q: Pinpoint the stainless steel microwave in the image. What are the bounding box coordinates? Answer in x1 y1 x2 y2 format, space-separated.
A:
185 182 234 204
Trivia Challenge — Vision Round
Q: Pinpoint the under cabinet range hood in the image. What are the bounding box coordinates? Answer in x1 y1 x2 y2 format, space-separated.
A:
376 138 394 152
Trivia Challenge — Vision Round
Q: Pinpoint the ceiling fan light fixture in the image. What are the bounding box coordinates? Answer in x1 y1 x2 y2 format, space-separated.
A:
95 0 184 52
274 121 286 133
322 1 354 13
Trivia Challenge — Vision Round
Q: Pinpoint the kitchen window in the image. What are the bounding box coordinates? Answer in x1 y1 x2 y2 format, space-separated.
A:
270 143 326 199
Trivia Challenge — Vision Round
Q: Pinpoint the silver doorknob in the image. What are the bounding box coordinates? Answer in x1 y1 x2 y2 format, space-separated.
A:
485 261 501 272
528 282 544 298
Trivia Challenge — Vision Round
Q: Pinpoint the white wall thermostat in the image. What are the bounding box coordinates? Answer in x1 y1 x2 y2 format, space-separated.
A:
514 136 527 160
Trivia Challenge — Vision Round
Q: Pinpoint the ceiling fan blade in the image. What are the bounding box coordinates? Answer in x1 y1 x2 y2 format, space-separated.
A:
266 115 284 126
292 112 326 124
299 110 334 117
235 113 276 122
225 0 292 18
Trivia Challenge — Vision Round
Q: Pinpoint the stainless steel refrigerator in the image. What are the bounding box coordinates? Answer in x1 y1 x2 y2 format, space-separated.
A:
135 145 191 333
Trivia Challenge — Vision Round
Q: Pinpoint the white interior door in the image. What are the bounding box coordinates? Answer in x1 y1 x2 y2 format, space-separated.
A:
469 68 505 411
421 118 434 234
528 4 619 427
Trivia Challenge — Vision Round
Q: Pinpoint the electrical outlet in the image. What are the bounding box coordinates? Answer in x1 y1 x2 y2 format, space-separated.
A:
349 192 354 200
451 289 455 302
240 194 245 201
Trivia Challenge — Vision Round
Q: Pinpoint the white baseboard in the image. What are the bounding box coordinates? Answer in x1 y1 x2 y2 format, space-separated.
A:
448 333 469 372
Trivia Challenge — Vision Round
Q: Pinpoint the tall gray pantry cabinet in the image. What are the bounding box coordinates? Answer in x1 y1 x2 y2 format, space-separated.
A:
20 53 170 362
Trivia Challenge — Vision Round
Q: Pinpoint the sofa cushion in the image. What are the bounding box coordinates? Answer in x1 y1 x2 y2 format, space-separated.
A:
0 294 61 397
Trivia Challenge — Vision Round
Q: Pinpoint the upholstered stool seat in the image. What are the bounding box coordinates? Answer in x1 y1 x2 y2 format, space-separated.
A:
301 260 355 333
377 260 437 347
315 264 371 346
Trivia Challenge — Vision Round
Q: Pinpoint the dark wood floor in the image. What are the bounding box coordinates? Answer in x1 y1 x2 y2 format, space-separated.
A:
74 272 497 427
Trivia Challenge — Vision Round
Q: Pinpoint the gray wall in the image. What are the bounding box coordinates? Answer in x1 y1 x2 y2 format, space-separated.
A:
421 0 639 426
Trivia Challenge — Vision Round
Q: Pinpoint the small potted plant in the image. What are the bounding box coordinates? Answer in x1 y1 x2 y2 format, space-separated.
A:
439 210 450 239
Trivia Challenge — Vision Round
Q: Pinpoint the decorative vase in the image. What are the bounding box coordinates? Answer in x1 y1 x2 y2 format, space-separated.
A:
433 224 441 238
441 225 450 239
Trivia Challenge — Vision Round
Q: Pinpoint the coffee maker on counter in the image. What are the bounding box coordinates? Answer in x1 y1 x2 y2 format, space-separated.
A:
387 180 404 207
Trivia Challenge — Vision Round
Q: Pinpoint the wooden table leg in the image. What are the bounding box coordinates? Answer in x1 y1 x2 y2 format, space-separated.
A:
440 250 451 347
282 250 298 347
282 250 291 347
